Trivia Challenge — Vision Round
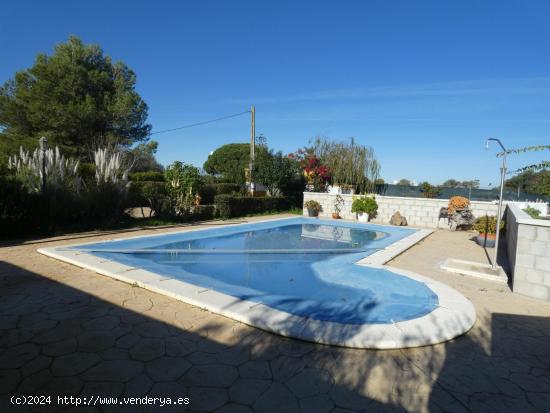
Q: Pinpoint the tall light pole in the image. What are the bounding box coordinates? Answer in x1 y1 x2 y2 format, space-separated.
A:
485 138 507 270
39 136 48 194
249 105 255 196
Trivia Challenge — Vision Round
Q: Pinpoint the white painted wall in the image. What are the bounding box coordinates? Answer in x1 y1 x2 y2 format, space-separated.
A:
303 192 548 229
505 203 550 302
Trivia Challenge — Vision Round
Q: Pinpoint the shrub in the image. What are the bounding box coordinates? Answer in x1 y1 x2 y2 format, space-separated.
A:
129 171 165 182
304 200 322 212
473 215 505 234
351 196 378 216
0 172 42 237
448 196 470 214
198 183 242 204
128 181 169 217
523 206 541 218
78 162 96 184
165 161 204 215
214 195 290 219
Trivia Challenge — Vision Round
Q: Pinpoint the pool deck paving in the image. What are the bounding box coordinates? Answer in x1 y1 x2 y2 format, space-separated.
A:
1 214 550 412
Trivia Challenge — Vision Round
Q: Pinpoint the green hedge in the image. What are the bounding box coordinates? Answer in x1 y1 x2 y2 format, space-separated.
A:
129 171 165 182
214 194 290 219
199 183 242 204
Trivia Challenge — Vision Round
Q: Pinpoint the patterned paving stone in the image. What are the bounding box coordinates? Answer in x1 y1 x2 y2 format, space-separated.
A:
198 338 230 354
83 360 144 382
33 326 82 344
330 385 374 411
18 369 53 394
80 381 124 397
43 338 78 356
0 329 34 349
51 352 101 376
0 315 18 329
2 221 550 413
134 321 171 338
145 356 191 381
99 347 129 360
165 337 196 357
216 403 254 413
129 338 165 361
124 373 154 396
186 352 218 365
83 316 120 331
215 345 249 366
40 376 84 396
270 355 306 382
187 387 228 412
21 355 52 377
0 343 40 369
181 364 238 388
78 331 116 352
526 392 550 411
229 378 271 404
279 340 314 358
253 382 300 413
299 394 334 413
286 368 332 398
239 361 271 379
116 333 140 349
0 369 21 394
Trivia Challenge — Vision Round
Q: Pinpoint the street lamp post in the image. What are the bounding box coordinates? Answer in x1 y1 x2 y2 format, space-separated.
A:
39 136 48 194
485 138 507 270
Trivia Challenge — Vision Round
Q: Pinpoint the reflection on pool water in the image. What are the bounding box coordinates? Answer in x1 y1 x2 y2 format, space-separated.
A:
73 221 438 324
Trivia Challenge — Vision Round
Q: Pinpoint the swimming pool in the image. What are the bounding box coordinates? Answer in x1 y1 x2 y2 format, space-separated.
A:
39 217 476 348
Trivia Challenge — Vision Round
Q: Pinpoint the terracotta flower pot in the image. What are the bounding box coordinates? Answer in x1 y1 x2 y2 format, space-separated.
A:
476 233 496 248
307 208 319 217
332 213 341 219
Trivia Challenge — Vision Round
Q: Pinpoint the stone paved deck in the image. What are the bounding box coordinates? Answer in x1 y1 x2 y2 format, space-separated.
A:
1 215 550 412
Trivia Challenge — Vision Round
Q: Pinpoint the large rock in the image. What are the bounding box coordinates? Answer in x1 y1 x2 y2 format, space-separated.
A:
390 211 408 226
449 208 474 231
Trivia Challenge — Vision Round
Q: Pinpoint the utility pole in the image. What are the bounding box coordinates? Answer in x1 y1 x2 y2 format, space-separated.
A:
249 105 255 196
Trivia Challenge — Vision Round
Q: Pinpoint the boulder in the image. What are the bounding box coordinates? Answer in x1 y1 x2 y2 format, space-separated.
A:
449 208 474 231
390 211 408 226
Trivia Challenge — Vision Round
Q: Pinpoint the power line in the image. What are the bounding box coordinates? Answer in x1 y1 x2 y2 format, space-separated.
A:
149 110 251 136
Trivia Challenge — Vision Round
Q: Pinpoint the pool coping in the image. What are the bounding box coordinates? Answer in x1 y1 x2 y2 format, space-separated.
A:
38 216 476 349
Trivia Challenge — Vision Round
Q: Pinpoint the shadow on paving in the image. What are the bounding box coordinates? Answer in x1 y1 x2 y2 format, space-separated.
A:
0 219 248 248
0 260 549 413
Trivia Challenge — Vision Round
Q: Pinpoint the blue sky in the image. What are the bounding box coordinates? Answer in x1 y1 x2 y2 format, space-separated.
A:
2 0 549 187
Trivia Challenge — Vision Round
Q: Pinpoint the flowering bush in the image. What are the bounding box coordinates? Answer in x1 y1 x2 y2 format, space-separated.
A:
289 149 330 192
448 196 470 214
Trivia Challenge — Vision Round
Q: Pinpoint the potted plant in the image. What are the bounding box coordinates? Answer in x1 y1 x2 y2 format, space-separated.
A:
472 215 505 247
304 200 322 217
332 195 344 219
351 196 378 222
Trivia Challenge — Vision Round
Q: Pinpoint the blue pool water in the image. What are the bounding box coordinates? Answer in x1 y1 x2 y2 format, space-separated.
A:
73 218 438 324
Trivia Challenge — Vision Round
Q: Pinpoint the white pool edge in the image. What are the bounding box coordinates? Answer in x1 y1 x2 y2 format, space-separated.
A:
37 218 476 349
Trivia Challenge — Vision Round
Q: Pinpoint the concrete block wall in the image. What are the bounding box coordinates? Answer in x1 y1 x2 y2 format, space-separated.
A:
302 192 547 228
505 203 550 302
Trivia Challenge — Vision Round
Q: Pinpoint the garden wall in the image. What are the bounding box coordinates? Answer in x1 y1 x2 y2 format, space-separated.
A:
505 203 550 302
302 192 548 229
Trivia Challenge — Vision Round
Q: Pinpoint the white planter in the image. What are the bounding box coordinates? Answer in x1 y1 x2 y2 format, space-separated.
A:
357 212 369 223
